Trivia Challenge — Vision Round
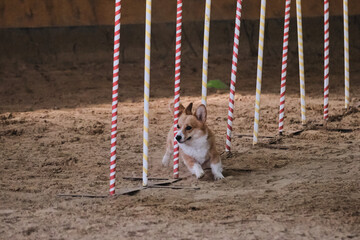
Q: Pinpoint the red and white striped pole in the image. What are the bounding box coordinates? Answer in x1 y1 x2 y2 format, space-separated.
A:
278 0 291 134
109 0 121 196
324 0 330 121
173 0 183 178
225 0 243 152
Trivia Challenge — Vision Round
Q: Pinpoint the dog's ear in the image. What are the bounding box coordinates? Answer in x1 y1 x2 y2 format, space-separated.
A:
169 102 174 114
185 103 193 115
178 103 185 115
169 102 185 115
195 104 207 123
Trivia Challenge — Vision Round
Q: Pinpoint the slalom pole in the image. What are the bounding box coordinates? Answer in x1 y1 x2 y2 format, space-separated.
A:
324 0 330 121
253 0 267 145
296 0 306 125
173 0 183 178
201 0 212 106
278 0 291 134
143 0 152 187
109 0 121 196
225 0 243 152
343 0 350 109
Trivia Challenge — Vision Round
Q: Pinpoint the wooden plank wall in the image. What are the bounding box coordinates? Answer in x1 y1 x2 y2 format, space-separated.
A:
1 0 359 28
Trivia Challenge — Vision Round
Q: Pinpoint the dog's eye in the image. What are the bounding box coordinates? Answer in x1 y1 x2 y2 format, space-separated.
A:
177 125 180 129
185 126 192 131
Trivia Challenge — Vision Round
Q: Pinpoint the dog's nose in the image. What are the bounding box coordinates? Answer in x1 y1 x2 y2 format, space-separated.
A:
175 135 182 141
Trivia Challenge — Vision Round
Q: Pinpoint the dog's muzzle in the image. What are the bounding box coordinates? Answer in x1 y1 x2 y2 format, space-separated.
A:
176 135 192 143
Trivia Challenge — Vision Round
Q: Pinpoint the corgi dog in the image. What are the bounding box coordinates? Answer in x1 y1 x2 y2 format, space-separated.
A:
162 103 224 180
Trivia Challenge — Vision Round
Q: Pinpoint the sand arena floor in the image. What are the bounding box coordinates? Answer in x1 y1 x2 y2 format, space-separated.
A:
1 17 360 239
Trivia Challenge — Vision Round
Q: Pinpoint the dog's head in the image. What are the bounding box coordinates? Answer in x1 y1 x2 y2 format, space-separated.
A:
173 103 207 144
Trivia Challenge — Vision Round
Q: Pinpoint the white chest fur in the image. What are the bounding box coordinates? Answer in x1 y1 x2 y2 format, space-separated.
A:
179 133 210 165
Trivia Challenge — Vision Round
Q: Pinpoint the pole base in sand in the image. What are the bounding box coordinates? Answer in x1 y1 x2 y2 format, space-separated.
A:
58 178 195 199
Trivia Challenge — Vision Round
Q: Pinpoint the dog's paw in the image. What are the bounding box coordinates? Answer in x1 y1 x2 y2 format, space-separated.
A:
211 162 224 180
162 154 170 167
213 173 225 180
196 171 205 179
194 166 205 179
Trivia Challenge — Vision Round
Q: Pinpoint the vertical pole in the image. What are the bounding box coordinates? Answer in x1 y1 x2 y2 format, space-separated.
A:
201 0 212 106
253 0 267 145
225 0 243 152
324 0 330 121
296 0 306 126
143 0 152 187
278 0 291 134
173 0 183 179
109 0 121 196
344 0 350 109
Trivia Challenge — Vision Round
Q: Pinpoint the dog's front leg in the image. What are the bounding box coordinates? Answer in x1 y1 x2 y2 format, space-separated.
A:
162 148 172 167
180 150 204 179
209 150 224 180
162 133 174 166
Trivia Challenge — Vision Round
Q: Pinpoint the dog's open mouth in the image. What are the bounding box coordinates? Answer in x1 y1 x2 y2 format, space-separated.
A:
178 136 191 144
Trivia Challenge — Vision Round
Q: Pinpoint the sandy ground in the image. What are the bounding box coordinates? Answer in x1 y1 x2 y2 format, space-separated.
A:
1 59 359 239
1 18 360 239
